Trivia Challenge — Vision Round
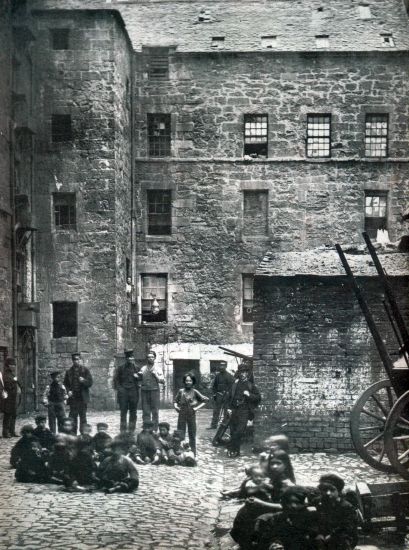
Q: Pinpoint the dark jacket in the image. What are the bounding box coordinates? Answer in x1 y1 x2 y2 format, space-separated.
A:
63 365 93 404
113 361 141 392
2 371 22 413
227 379 261 412
212 371 234 395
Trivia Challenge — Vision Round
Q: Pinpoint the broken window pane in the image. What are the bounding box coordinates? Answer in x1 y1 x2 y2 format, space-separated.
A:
148 114 171 157
211 37 225 49
364 191 388 238
381 34 395 47
307 114 331 157
244 114 268 157
261 36 277 49
365 114 388 157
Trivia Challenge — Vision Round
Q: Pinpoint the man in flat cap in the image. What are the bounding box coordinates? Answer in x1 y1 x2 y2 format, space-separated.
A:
42 370 68 433
113 349 141 433
63 353 93 434
209 360 234 429
140 350 165 431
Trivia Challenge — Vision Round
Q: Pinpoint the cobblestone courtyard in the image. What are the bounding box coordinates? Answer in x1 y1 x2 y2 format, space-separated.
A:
0 410 408 550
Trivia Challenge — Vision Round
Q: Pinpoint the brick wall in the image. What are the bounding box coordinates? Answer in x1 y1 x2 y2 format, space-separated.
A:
0 0 13 354
253 275 409 450
32 11 132 408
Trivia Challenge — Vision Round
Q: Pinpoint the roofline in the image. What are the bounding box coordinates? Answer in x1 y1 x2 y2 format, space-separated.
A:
254 273 409 279
31 8 134 51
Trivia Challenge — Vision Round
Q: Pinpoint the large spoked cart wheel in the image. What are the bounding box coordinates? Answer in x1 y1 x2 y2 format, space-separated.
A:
384 390 409 479
350 379 397 473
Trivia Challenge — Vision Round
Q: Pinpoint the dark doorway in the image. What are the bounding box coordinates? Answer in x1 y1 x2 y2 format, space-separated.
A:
173 360 200 399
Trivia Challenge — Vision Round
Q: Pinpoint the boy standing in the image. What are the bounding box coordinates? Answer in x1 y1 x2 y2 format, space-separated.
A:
113 349 141 433
63 352 93 434
42 370 68 433
140 351 165 431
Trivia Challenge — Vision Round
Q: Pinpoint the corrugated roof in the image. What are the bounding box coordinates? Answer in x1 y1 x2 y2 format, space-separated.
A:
30 0 409 52
256 246 409 277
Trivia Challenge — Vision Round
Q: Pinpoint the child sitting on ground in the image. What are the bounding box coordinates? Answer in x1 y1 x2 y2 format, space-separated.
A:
68 437 98 491
33 414 56 452
253 486 317 550
92 422 112 462
157 422 175 464
169 429 196 466
221 465 272 500
314 473 359 550
135 420 161 464
78 423 93 446
10 424 39 468
98 439 139 493
15 438 49 484
48 435 75 486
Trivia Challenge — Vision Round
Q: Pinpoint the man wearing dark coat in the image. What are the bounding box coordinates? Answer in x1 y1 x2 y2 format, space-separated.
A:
63 353 93 434
226 362 261 457
113 349 141 433
2 358 22 438
209 360 234 429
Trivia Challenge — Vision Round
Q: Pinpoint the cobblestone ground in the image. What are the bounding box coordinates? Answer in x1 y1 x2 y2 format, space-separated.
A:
0 410 407 550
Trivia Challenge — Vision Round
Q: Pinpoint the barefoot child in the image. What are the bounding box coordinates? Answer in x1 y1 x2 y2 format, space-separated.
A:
174 373 208 456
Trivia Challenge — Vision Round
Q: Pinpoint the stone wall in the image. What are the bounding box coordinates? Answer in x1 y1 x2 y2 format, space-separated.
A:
0 0 13 357
253 275 409 450
32 10 132 408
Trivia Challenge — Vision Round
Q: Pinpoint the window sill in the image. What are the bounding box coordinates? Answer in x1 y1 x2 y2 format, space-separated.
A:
138 322 168 328
145 235 175 243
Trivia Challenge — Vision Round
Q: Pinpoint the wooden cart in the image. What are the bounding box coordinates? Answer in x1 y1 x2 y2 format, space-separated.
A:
336 234 409 478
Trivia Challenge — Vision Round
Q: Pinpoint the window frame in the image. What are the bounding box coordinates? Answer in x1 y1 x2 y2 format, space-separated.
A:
243 114 268 158
242 274 254 324
147 113 171 158
140 273 168 324
52 301 77 338
53 193 76 231
146 48 170 81
306 114 331 158
147 189 172 236
364 113 389 158
364 191 388 239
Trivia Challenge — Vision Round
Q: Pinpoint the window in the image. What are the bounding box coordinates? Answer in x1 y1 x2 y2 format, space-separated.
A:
147 114 171 157
53 302 77 338
244 114 268 157
51 114 72 142
243 191 268 236
381 33 395 47
50 28 70 50
365 114 388 157
242 275 254 323
141 274 167 323
147 190 172 235
54 193 76 230
358 5 371 19
315 35 329 48
211 37 225 49
147 48 169 80
364 192 388 238
261 36 277 49
306 114 331 158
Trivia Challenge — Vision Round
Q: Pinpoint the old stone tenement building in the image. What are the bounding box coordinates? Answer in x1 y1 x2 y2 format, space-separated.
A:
1 0 409 447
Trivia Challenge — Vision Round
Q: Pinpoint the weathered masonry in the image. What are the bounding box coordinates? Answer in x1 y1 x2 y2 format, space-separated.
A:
9 0 409 413
253 249 409 451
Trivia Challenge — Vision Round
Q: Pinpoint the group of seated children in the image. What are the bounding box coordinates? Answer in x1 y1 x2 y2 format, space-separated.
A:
223 435 359 550
10 416 196 493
